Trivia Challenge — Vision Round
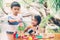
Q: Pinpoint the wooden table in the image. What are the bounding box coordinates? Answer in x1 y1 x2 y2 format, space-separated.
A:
7 33 60 40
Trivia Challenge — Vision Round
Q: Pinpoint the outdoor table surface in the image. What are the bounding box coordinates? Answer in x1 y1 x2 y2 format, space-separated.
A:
6 33 55 40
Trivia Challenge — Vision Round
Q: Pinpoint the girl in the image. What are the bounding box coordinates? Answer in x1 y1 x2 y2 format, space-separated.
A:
24 15 41 36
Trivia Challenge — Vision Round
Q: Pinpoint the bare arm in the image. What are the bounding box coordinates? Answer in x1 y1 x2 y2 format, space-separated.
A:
38 26 42 35
8 19 17 22
24 26 31 33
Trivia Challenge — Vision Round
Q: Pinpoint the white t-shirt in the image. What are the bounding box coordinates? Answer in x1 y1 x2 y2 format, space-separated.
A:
7 14 23 32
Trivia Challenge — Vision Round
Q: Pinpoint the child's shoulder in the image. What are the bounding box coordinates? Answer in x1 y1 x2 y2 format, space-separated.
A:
28 25 33 28
8 14 13 18
8 14 13 17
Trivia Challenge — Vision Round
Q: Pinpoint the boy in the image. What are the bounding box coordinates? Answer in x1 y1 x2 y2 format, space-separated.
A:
24 15 41 36
7 1 22 34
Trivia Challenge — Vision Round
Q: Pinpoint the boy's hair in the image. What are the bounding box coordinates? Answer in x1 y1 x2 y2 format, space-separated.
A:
34 15 41 25
11 1 20 8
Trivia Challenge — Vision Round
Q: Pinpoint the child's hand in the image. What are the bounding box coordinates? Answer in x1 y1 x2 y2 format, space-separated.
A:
16 19 22 22
18 19 22 22
19 23 23 27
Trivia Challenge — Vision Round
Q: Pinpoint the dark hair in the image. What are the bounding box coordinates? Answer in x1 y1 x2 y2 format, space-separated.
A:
11 1 20 8
34 15 41 25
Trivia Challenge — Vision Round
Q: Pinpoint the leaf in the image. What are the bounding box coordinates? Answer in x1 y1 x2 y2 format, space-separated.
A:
40 15 52 27
0 0 3 8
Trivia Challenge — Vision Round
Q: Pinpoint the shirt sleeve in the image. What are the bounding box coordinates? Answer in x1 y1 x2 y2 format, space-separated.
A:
8 15 19 25
8 16 13 20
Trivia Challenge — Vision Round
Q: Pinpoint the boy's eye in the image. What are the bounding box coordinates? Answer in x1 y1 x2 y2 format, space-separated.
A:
14 8 19 10
14 8 16 10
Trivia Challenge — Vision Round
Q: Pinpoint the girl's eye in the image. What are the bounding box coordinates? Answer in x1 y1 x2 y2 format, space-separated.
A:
32 18 34 21
34 19 37 22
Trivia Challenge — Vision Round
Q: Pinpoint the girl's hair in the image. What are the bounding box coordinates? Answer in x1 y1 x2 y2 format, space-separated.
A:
11 1 20 8
34 15 41 25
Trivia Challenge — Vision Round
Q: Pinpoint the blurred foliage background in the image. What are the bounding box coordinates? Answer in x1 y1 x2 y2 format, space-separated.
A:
0 0 60 33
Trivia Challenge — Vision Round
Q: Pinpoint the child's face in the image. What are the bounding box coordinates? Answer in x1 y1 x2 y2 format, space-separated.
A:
32 18 38 26
11 6 20 15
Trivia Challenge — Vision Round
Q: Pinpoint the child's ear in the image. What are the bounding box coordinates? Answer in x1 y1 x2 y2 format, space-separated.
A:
11 7 13 9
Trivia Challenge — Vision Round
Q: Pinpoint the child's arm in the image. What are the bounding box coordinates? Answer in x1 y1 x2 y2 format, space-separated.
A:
8 19 17 22
8 16 21 22
24 26 31 33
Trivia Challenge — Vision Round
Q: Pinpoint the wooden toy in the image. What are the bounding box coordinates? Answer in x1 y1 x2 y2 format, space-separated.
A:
28 36 32 40
16 33 18 38
13 32 17 38
31 35 38 40
22 35 28 40
36 35 43 39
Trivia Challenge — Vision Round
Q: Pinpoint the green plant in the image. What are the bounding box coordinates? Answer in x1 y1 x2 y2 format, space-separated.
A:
0 0 8 15
0 0 3 8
